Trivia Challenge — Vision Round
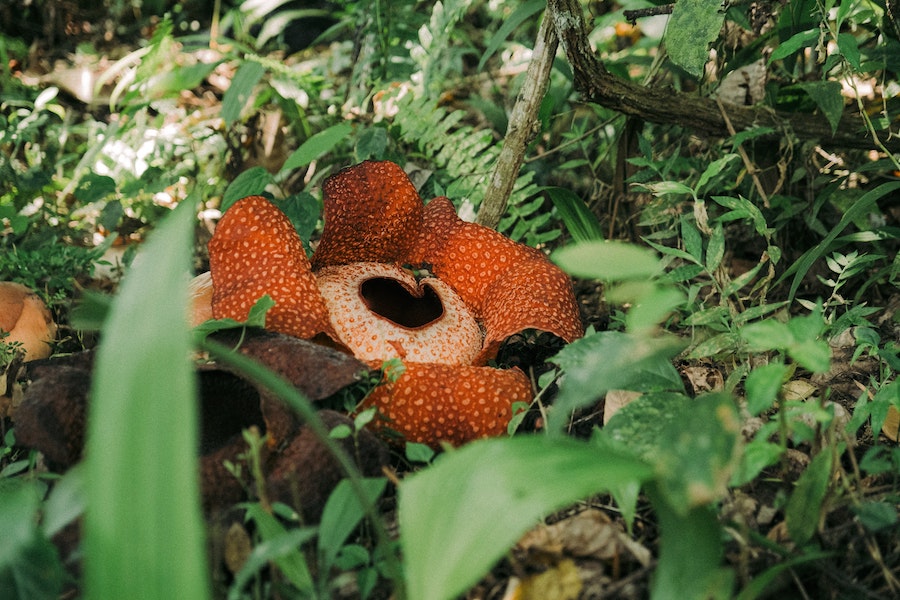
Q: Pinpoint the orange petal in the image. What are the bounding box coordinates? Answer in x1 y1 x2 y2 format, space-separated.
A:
362 362 531 447
411 197 583 362
316 262 482 365
312 161 423 269
209 196 332 339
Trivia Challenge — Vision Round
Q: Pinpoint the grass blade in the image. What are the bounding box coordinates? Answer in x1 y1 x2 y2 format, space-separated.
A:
83 200 209 600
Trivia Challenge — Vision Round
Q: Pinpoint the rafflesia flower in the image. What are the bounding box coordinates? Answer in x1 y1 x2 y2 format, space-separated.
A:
195 160 583 447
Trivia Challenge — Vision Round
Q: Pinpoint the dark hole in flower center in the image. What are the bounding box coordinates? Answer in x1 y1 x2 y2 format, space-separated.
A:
360 277 444 329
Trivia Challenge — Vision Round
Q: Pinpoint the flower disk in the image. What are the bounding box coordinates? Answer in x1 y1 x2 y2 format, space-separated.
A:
316 262 482 365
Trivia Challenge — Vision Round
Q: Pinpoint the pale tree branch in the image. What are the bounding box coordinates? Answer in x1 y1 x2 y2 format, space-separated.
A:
476 12 558 229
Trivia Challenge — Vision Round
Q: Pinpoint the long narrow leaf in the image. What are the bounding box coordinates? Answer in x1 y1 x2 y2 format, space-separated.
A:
779 181 900 301
84 200 209 600
400 436 652 600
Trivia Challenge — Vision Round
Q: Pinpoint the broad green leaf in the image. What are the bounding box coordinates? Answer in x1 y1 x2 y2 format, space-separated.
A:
710 195 769 237
648 484 734 600
355 126 388 161
706 223 725 272
280 192 321 243
318 478 387 573
768 29 819 63
42 465 86 538
550 331 684 431
836 32 861 71
280 122 353 174
545 186 604 243
741 319 794 351
624 285 685 333
399 436 653 600
655 393 743 511
0 482 65 600
853 501 898 532
221 60 265 127
227 526 318 600
796 81 843 134
681 215 704 264
552 240 661 281
696 154 739 195
477 0 545 71
76 173 117 203
243 504 314 592
780 182 900 301
666 0 727 78
745 362 789 415
83 200 209 600
191 295 274 342
222 166 273 211
601 391 692 463
688 331 740 359
730 438 783 487
785 449 833 545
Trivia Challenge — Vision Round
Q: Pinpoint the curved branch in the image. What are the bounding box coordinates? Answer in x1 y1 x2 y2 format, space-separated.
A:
547 0 898 152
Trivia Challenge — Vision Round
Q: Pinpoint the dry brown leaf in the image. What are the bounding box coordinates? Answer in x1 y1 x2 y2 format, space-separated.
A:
681 365 725 395
517 509 651 566
604 390 642 425
224 521 253 575
520 559 582 600
782 379 818 401
882 405 900 442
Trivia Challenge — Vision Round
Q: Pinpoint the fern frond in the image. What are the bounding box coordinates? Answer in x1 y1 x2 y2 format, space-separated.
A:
387 90 558 245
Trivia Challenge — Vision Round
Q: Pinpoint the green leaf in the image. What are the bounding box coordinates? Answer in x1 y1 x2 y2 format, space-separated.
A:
280 192 321 242
83 200 210 600
741 319 793 351
649 486 734 600
221 60 265 127
853 502 898 532
227 526 317 600
745 362 789 415
665 0 726 78
552 240 661 281
42 465 86 538
477 0 545 71
222 167 273 211
779 181 900 302
705 223 725 272
399 436 653 600
545 186 604 243
796 81 844 134
76 173 117 203
768 29 819 63
191 295 274 342
355 126 389 161
697 154 739 194
730 439 783 487
601 392 692 463
243 504 314 592
318 478 387 573
836 32 861 71
655 394 742 511
550 331 684 431
785 450 833 545
681 215 704 264
0 482 65 600
280 122 353 174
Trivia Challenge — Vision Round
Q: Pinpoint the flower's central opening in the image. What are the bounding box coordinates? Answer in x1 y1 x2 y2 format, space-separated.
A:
360 277 444 329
